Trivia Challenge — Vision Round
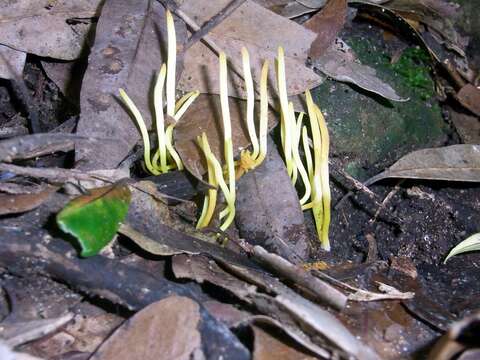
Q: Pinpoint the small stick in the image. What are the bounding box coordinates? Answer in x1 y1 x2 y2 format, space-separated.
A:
252 245 347 310
369 180 403 224
184 0 246 50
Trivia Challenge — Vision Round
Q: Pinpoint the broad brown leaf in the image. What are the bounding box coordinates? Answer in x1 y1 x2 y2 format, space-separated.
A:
91 296 201 360
365 145 480 185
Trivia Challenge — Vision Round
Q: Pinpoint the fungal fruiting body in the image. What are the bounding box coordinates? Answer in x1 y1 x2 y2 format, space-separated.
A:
196 52 237 230
275 48 331 251
197 49 270 231
119 9 198 175
236 48 270 178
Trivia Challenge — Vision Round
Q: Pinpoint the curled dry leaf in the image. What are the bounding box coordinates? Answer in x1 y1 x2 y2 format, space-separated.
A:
365 145 480 185
0 186 58 216
383 0 465 56
312 40 407 102
0 133 101 163
0 0 101 60
172 254 258 300
304 0 348 59
90 296 202 360
1 313 74 348
173 94 277 180
178 0 323 99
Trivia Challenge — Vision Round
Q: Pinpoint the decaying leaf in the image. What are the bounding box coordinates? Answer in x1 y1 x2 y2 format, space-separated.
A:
0 0 101 60
90 296 202 360
178 0 323 99
365 145 480 185
75 0 186 170
312 40 407 101
456 84 480 117
0 45 26 80
41 60 86 104
173 254 258 300
174 94 277 179
1 313 74 348
57 183 131 257
124 183 257 269
0 186 58 216
449 108 480 144
0 133 102 163
171 254 349 358
384 0 465 56
444 233 480 263
304 0 347 59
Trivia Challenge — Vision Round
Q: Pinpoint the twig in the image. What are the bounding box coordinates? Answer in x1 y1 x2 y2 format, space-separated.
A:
251 245 347 310
369 179 404 224
158 0 261 100
311 270 414 302
184 0 247 50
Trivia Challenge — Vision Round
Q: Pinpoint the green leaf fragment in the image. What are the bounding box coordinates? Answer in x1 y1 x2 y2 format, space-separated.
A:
56 184 131 257
444 233 480 264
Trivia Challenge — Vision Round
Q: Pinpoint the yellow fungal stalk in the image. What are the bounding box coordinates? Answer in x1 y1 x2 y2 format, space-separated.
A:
196 133 236 231
196 52 238 231
218 52 236 230
236 49 269 178
274 46 331 250
119 9 198 175
276 47 295 179
290 108 311 206
303 90 331 251
196 133 218 229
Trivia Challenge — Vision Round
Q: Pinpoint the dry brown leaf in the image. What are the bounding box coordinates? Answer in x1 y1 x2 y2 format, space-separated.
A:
313 40 406 101
173 94 277 179
0 186 58 216
365 145 480 185
0 0 101 60
178 0 323 99
41 60 86 104
91 296 202 360
173 254 258 300
449 107 480 144
384 0 465 56
252 325 317 360
304 0 347 59
456 84 480 117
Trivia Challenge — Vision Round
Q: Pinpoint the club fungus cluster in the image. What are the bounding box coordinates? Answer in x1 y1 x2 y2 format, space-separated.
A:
119 10 331 250
119 9 199 175
276 47 331 250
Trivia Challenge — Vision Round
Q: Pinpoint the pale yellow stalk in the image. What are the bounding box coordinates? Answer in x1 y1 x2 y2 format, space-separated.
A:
241 47 259 159
119 88 159 175
165 9 176 118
